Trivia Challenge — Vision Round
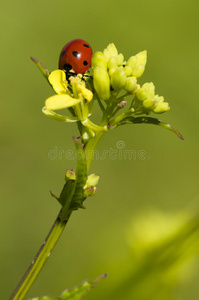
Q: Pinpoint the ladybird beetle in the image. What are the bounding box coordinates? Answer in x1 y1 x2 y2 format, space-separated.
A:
59 39 93 75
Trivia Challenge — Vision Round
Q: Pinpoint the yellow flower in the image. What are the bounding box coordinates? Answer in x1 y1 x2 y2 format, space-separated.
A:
44 71 93 113
41 70 106 137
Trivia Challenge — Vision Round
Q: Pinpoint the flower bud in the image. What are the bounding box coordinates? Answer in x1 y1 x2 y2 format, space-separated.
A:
108 68 117 77
136 82 155 101
117 101 127 108
93 67 111 100
127 50 147 78
85 173 100 188
124 77 137 93
82 131 90 142
116 53 124 66
65 169 76 181
92 51 107 70
126 55 136 68
84 186 97 197
135 50 147 67
84 173 99 197
135 89 146 101
107 56 118 70
103 43 118 62
111 67 127 91
155 95 164 104
142 98 156 110
132 64 145 78
153 102 170 113
123 65 132 77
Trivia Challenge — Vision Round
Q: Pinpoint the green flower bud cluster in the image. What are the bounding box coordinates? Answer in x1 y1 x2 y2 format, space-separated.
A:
135 82 170 114
92 43 145 99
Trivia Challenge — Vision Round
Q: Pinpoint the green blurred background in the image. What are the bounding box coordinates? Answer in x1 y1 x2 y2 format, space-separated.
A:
1 0 199 299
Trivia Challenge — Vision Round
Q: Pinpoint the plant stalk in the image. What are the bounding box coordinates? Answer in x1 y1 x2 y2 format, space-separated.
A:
9 131 106 300
9 210 70 300
84 132 105 171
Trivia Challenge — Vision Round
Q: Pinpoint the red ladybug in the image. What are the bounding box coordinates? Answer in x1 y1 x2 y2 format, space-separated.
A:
59 39 93 75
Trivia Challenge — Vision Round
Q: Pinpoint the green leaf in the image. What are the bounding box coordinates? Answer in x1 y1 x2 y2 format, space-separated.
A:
30 57 49 80
50 180 76 222
50 190 59 200
30 274 107 300
119 116 184 140
59 180 76 208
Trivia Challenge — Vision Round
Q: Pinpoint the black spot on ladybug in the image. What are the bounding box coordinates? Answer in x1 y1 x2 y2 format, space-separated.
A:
83 61 88 66
61 50 65 57
72 51 80 58
83 44 89 48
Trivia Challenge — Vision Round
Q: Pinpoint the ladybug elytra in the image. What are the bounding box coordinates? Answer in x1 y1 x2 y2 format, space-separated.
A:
59 39 93 75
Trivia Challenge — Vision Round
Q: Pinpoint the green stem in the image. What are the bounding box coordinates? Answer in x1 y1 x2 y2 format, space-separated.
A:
9 122 107 300
109 109 135 127
82 118 107 133
84 131 106 172
115 92 129 103
9 210 70 300
96 94 105 112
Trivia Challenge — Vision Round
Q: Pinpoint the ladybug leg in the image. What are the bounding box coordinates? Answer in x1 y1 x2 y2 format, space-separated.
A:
83 74 93 79
82 74 93 82
64 70 77 81
67 71 77 77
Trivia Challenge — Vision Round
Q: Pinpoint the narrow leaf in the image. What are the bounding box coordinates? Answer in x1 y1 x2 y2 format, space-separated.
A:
59 180 76 207
50 181 76 221
120 116 184 140
29 274 107 300
50 190 59 200
30 57 49 79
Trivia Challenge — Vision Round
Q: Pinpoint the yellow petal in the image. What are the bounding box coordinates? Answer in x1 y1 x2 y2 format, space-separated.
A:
78 86 93 102
45 94 82 110
48 70 68 94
